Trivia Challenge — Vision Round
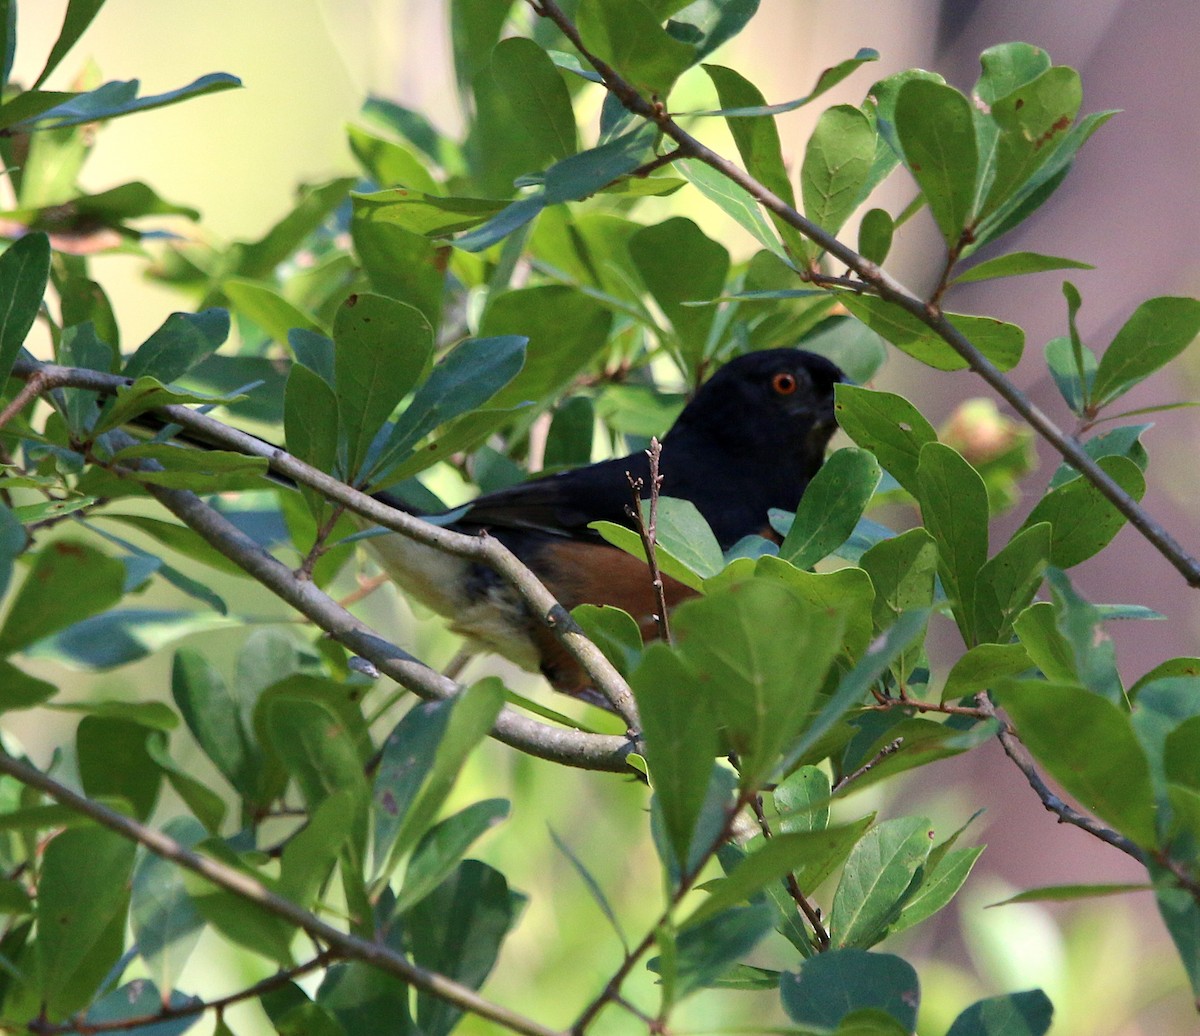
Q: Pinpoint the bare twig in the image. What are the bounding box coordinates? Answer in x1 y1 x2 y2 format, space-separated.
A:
625 437 671 644
748 794 829 950
0 751 564 1036
831 738 904 794
527 0 1200 589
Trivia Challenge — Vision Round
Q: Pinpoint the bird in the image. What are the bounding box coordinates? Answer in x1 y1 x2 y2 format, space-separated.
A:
365 348 844 696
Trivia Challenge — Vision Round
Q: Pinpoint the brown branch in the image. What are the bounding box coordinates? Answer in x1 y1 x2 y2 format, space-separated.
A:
748 794 829 950
625 437 671 644
0 751 564 1036
527 0 1200 590
831 737 904 793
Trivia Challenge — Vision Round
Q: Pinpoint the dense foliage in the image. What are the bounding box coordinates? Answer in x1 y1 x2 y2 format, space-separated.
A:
0 2 1196 1035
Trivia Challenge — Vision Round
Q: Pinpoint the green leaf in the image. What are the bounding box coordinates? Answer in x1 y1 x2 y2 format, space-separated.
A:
834 384 937 497
702 63 808 262
409 860 523 1036
951 250 1092 285
860 528 938 631
572 604 643 679
490 37 577 165
946 990 1054 1036
1048 424 1149 490
941 642 1031 702
894 79 977 246
278 790 356 907
131 816 206 994
0 660 55 711
108 442 270 492
224 278 321 343
972 521 1051 644
630 644 721 865
0 540 125 654
333 293 433 481
670 902 774 997
7 73 241 132
917 442 989 642
782 949 919 1032
394 799 510 913
350 219 443 331
577 0 698 98
370 335 527 481
1045 335 1096 416
267 696 370 818
684 823 870 929
0 233 50 384
841 295 1024 372
673 577 846 785
1091 296 1200 408
121 308 230 384
680 157 784 258
992 680 1158 846
628 217 730 361
33 1 109 90
77 716 163 820
593 495 726 590
801 104 876 242
1012 601 1076 684
286 361 340 519
1018 455 1145 569
347 123 441 193
93 376 246 435
351 188 505 237
858 208 894 265
35 826 136 1019
974 43 1051 105
987 883 1150 907
774 765 831 834
829 816 933 948
1153 866 1200 1003
892 845 983 933
780 448 882 569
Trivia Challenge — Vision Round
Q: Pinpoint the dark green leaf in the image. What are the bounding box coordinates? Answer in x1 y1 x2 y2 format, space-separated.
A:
0 234 50 384
491 37 577 164
0 660 55 711
333 293 433 480
834 384 936 497
577 0 698 98
630 644 721 865
670 902 774 997
1153 865 1200 1002
1018 455 1144 569
782 949 919 1031
35 826 135 1019
698 47 878 117
993 680 1157 846
1091 296 1200 408
0 540 125 654
350 218 443 330
893 845 983 933
917 442 989 642
829 816 933 947
894 79 977 245
94 376 246 434
987 883 1150 907
108 442 270 492
1045 335 1096 416
780 448 882 569
941 642 1031 702
973 521 1051 644
860 529 938 631
77 716 163 820
572 604 643 678
395 799 509 913
801 104 875 242
1048 424 1149 490
951 251 1092 285
121 308 229 384
858 208 894 265
946 989 1054 1036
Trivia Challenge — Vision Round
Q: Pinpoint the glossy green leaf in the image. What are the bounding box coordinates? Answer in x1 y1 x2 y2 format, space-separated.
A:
774 765 831 834
917 442 989 642
1019 455 1144 569
801 104 875 242
36 826 136 1019
577 0 697 98
490 37 577 165
894 79 977 245
409 860 523 1036
841 295 1024 372
680 156 784 256
0 540 125 654
395 799 509 913
829 816 933 948
703 63 808 262
0 233 50 384
782 949 919 1032
993 680 1158 846
973 521 1051 643
630 644 721 864
946 990 1054 1036
780 448 882 569
834 384 936 496
858 207 894 265
1091 296 1200 408
121 308 230 384
593 495 726 590
951 250 1092 285
941 642 1031 702
131 816 206 994
629 216 729 359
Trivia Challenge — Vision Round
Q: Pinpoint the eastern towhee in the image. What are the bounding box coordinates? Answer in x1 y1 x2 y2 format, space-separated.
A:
367 348 844 695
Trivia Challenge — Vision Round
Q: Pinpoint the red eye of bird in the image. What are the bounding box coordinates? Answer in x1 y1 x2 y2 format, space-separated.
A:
771 371 798 395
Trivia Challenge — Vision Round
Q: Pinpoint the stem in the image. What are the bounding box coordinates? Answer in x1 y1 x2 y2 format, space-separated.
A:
625 437 671 644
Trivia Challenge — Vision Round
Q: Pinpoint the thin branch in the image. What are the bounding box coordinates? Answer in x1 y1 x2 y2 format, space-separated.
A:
528 0 1200 590
6 355 641 733
26 952 336 1035
748 794 829 950
0 751 565 1036
625 437 671 644
975 695 1143 861
831 737 904 794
